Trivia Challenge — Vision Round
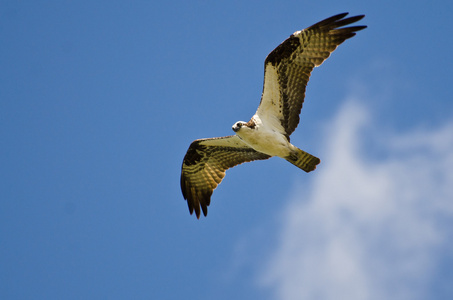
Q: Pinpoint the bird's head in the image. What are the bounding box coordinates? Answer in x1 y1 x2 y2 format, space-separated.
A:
232 121 245 133
232 119 257 133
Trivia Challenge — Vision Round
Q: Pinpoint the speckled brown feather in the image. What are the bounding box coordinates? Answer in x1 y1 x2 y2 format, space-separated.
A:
180 136 270 218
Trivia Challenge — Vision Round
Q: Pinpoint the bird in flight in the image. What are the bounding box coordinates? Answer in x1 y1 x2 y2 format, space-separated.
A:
181 13 366 218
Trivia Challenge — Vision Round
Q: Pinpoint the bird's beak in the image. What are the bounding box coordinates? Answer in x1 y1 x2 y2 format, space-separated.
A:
232 125 239 132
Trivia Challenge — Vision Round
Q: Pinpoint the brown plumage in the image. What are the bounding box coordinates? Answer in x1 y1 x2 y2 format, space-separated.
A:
181 136 270 218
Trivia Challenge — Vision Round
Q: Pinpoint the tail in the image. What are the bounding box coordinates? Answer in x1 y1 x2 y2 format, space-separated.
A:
285 148 321 173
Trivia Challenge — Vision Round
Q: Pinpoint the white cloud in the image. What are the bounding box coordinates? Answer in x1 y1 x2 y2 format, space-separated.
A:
258 100 453 300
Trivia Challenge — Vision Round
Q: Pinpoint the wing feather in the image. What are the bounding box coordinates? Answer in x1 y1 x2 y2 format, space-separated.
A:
180 135 270 218
256 13 366 136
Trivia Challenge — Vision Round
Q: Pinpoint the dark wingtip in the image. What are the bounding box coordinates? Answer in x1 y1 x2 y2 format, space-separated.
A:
345 14 365 23
330 12 349 19
181 176 210 219
310 13 366 31
193 202 201 219
352 25 367 30
201 204 208 217
310 12 349 28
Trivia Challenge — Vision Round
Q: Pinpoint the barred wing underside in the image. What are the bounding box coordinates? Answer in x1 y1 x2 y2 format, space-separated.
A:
180 135 270 218
256 13 366 136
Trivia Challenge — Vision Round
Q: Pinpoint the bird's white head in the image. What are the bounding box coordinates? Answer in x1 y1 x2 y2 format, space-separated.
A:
232 119 257 134
232 121 246 133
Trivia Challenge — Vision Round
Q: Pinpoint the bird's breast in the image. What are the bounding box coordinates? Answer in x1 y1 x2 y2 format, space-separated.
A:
237 127 291 158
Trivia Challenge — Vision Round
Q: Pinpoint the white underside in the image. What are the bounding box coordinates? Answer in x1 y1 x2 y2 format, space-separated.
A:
235 115 296 158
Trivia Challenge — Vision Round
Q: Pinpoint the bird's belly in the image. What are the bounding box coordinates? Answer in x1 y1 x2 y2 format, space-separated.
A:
238 130 291 157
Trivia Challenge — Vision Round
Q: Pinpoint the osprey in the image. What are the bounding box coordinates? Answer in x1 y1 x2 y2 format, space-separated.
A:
181 13 366 218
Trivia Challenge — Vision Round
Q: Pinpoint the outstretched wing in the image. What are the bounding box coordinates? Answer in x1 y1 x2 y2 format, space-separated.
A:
256 13 366 136
180 135 270 218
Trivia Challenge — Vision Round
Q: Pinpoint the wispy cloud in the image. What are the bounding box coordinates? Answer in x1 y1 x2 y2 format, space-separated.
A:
258 100 453 300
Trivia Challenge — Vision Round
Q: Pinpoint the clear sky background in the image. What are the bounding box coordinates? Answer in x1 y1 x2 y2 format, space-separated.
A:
1 1 453 299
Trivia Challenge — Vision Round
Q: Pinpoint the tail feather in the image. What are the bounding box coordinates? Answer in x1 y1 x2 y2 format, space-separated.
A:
286 148 320 172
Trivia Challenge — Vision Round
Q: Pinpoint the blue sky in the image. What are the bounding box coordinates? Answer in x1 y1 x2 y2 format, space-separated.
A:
1 1 453 299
